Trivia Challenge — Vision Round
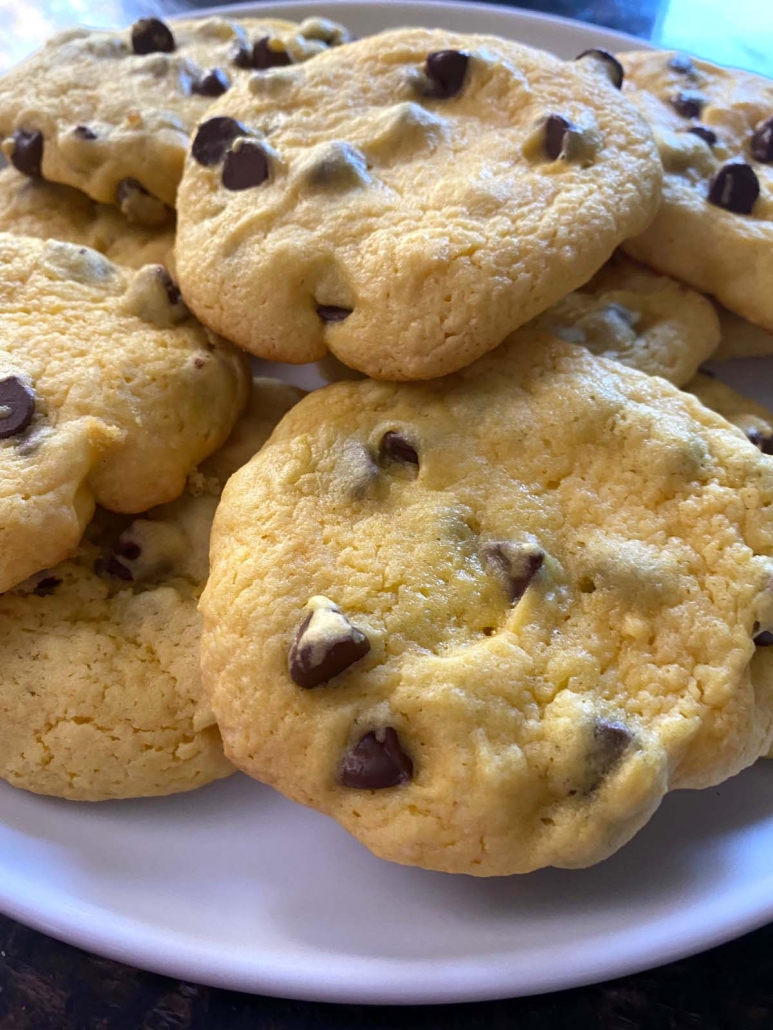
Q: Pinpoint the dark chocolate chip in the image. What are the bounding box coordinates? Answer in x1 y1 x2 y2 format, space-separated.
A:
755 629 773 646
192 68 230 97
95 554 133 582
339 728 413 789
222 140 270 191
232 42 253 68
708 162 760 214
317 305 352 323
191 117 249 167
669 53 696 75
544 114 581 161
588 720 632 788
575 48 623 89
73 125 97 141
751 117 773 164
687 125 717 146
252 36 292 70
0 376 35 439
131 17 175 56
114 538 141 561
289 602 370 688
423 50 470 99
746 427 773 455
378 431 419 468
10 129 43 178
156 266 182 306
33 576 62 597
482 542 544 604
671 91 705 118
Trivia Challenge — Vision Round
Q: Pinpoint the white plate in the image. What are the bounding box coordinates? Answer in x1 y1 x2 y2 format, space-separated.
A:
1 0 772 1006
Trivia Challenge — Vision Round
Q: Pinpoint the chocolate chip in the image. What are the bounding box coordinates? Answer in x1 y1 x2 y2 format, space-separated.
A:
746 427 773 454
422 50 470 99
10 129 43 178
73 125 97 141
192 68 230 97
482 542 544 604
156 266 182 306
669 53 696 75
671 91 705 118
0 376 35 439
94 554 133 582
131 17 175 55
114 538 141 561
575 49 623 89
378 431 419 469
588 720 632 788
191 117 248 167
708 162 760 214
687 125 717 146
289 598 370 688
339 728 413 789
252 36 292 70
222 140 270 191
544 114 582 161
317 305 352 323
33 576 62 597
755 627 773 646
751 117 773 163
232 42 253 68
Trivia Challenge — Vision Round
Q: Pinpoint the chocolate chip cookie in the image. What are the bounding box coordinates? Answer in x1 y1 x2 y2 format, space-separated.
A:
0 376 302 801
0 166 175 269
619 50 773 333
532 252 720 385
0 232 249 595
685 372 773 453
0 16 349 218
176 28 661 380
201 335 773 875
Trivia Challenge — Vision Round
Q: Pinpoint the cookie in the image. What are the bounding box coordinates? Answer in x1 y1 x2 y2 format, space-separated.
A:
619 50 773 333
0 232 248 595
531 252 720 385
201 335 773 875
684 373 773 453
175 28 661 380
0 376 302 801
0 16 350 217
0 166 175 269
712 308 773 361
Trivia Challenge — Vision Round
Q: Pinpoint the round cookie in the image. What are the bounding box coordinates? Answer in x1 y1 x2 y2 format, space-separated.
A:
201 335 773 876
619 50 773 333
0 376 303 801
0 167 175 269
712 308 773 361
0 16 350 216
176 28 661 380
684 372 773 453
0 232 248 595
532 252 720 385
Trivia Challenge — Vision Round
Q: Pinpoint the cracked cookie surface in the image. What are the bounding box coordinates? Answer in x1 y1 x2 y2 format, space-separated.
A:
176 28 661 380
201 335 773 875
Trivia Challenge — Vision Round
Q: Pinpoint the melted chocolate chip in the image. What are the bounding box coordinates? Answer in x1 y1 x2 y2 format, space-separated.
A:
114 538 141 561
252 36 292 69
10 129 43 178
192 68 230 97
708 162 760 214
751 117 773 164
232 42 253 68
687 125 717 146
746 427 773 454
95 554 133 582
33 576 62 597
317 305 352 323
755 629 773 646
378 431 419 468
671 91 705 118
422 50 470 99
73 125 97 141
289 600 371 688
575 49 623 89
222 140 270 191
669 53 696 75
0 376 35 439
131 17 175 55
191 117 248 167
544 114 581 161
588 720 632 789
482 542 544 604
156 266 182 306
339 728 413 789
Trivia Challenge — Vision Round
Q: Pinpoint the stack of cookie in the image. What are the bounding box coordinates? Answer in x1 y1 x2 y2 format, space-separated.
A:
0 17 771 878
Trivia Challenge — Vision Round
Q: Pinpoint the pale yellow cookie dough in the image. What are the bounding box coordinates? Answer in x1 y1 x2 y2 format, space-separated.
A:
0 232 249 594
619 50 773 332
176 28 661 380
201 335 773 876
0 376 302 801
532 252 720 385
